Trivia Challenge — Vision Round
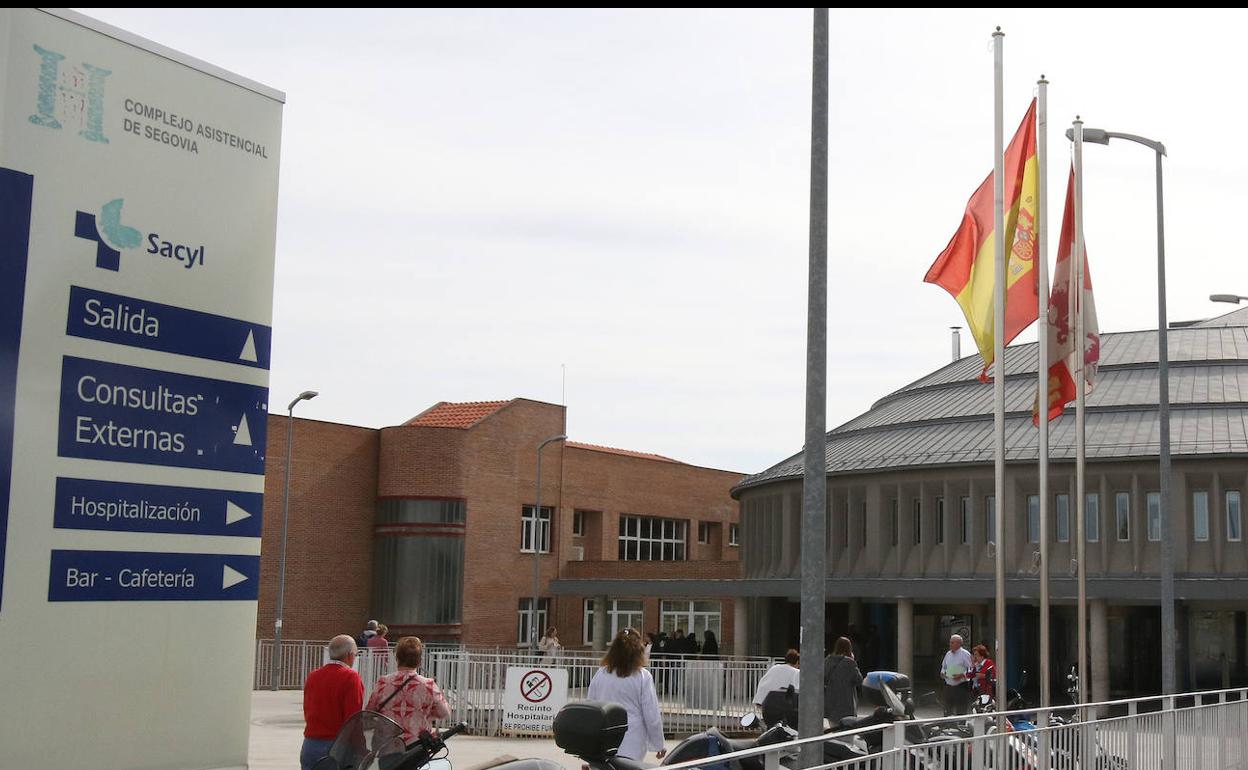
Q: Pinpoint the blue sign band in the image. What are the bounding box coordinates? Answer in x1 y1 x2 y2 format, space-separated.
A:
54 477 263 537
57 356 268 475
48 549 260 601
66 285 272 370
0 168 34 614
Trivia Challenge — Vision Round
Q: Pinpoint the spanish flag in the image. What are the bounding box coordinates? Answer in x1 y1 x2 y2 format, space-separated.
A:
925 100 1040 379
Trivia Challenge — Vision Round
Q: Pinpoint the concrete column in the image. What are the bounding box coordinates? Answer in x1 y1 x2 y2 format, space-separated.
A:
1091 599 1109 706
897 598 914 677
849 597 865 629
593 595 609 652
734 597 748 659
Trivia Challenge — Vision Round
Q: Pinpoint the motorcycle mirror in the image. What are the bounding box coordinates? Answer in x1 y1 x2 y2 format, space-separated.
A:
740 713 758 729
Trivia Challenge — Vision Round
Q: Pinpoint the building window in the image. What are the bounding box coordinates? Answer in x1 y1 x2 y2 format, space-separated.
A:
935 497 945 545
660 600 722 643
584 599 644 643
1147 492 1161 541
1228 491 1242 542
521 505 552 553
1027 495 1040 544
960 496 971 545
1115 492 1131 541
517 598 550 645
572 511 585 537
1193 491 1210 542
840 503 848 547
890 499 899 547
1086 493 1100 542
618 515 686 561
697 522 710 544
913 499 922 545
1056 493 1070 543
985 496 996 544
859 502 868 546
729 523 739 547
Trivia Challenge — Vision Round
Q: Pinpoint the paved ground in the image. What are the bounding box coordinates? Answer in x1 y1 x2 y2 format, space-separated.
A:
248 691 952 770
249 691 679 770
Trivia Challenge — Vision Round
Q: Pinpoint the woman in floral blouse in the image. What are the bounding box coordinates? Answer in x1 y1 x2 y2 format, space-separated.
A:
365 636 451 747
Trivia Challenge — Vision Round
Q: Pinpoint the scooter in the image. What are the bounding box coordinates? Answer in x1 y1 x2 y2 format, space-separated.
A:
311 713 475 770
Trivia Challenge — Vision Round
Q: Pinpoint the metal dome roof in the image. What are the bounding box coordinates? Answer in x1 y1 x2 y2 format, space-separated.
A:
734 310 1248 496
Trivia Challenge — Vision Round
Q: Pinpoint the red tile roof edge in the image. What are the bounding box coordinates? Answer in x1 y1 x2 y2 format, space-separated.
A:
405 399 512 429
565 441 682 464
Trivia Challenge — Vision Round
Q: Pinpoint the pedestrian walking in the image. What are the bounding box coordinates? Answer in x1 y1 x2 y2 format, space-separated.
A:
939 634 974 716
823 636 862 725
587 628 666 761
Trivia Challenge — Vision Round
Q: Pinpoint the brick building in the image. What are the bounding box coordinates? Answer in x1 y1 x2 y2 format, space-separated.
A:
256 398 743 650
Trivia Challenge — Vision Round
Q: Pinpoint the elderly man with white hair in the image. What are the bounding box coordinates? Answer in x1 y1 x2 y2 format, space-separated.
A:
301 634 364 770
939 633 975 716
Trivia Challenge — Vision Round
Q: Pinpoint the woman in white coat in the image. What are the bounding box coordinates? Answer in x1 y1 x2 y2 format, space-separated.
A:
587 628 666 761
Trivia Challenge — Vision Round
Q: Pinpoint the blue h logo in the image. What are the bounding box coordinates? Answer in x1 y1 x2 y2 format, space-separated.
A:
74 199 140 272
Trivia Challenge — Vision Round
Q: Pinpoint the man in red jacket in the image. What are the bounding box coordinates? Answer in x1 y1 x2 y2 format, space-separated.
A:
301 634 364 770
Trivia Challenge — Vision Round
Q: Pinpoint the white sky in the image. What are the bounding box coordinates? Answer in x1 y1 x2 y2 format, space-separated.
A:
81 8 1246 474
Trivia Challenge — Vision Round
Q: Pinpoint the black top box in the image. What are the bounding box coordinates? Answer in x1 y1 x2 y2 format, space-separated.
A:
553 701 628 759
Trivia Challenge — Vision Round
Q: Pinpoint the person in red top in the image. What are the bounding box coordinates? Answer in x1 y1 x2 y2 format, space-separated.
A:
970 644 997 702
301 634 365 770
365 635 451 747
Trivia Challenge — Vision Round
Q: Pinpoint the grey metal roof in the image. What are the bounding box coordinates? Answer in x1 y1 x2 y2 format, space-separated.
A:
735 311 1248 495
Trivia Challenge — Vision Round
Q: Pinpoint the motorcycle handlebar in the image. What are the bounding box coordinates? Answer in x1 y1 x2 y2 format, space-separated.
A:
440 723 470 741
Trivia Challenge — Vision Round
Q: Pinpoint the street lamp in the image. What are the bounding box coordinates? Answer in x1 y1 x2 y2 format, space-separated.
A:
270 389 318 690
1066 124 1175 695
1211 294 1248 304
530 434 566 651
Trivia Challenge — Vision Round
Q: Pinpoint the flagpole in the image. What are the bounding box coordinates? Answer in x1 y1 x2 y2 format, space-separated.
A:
798 9 828 767
1036 75 1051 711
992 26 1008 709
1072 117 1089 706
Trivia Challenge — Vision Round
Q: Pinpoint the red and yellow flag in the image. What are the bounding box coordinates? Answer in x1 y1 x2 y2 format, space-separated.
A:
1035 166 1100 423
925 100 1040 378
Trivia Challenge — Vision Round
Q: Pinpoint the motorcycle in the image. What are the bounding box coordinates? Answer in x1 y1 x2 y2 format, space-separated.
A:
555 700 851 770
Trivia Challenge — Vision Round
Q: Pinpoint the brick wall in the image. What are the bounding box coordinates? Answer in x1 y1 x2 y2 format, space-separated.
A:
255 400 744 651
256 416 378 641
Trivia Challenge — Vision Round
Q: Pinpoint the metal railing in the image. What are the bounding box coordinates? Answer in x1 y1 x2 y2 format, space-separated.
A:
655 686 1248 770
254 638 329 690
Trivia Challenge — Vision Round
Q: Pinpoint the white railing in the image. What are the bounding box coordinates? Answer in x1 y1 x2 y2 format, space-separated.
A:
655 686 1248 770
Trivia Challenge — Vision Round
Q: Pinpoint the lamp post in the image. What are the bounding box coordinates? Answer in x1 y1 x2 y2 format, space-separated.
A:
530 434 566 650
1066 125 1174 694
1211 294 1248 304
270 389 318 690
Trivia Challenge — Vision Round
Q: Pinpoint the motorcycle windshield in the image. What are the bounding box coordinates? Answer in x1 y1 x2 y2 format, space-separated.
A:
327 711 407 769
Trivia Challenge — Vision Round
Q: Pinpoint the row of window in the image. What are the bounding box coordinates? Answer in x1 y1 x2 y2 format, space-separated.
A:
516 597 723 644
524 508 738 559
879 490 1244 547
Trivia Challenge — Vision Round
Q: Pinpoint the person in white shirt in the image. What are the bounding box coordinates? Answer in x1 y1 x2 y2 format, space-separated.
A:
587 628 667 761
939 634 975 716
752 649 801 707
538 627 562 657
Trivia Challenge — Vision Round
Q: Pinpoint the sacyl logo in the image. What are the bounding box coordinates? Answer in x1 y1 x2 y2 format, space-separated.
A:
29 44 110 144
74 201 205 272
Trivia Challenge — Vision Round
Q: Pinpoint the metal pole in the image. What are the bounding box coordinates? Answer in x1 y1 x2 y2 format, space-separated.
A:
799 9 828 766
271 406 296 690
1036 75 1051 710
1156 147 1175 695
1073 119 1088 705
991 26 1008 711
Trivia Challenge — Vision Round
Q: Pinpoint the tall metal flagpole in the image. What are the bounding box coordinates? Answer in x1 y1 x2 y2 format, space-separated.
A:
991 26 1008 710
799 9 828 766
1036 76 1051 710
1072 118 1089 705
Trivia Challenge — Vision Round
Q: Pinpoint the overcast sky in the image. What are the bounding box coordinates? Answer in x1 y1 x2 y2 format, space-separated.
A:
83 8 1245 475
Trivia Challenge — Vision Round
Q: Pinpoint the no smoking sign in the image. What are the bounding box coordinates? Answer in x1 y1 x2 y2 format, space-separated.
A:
521 670 552 702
